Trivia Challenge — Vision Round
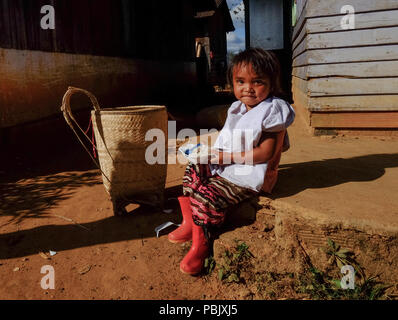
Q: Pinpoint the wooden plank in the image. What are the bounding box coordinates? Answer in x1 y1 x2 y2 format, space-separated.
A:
293 0 398 41
292 76 398 103
13 0 28 50
304 95 398 112
8 1 18 49
292 65 309 80
38 1 55 52
311 111 398 128
315 128 398 136
295 43 308 62
305 0 398 18
69 0 94 54
293 19 307 53
296 0 308 22
293 77 398 111
1 1 11 47
293 10 398 51
294 26 398 59
0 2 5 46
23 0 40 51
292 76 308 96
292 84 398 128
293 45 398 67
293 60 398 79
308 9 398 34
293 2 308 41
308 78 398 96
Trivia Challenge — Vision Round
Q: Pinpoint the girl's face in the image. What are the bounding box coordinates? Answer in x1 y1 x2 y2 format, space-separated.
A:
233 63 271 110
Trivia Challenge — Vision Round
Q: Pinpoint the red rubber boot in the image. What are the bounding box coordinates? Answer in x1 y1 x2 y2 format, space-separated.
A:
180 224 209 275
168 196 193 244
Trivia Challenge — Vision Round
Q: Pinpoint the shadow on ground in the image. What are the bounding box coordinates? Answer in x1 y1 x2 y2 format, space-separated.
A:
0 184 259 260
2 152 397 260
271 153 398 199
0 130 102 224
0 186 174 260
0 171 102 226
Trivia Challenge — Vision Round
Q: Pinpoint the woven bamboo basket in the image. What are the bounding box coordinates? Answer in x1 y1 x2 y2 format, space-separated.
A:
61 87 168 216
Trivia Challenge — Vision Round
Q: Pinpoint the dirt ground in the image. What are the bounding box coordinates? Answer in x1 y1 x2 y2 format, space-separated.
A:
1 127 397 301
0 134 254 300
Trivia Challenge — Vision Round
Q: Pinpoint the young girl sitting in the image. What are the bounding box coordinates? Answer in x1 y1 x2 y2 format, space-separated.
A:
168 48 296 275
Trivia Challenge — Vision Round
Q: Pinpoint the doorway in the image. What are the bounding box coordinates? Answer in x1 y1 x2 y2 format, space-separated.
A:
243 0 294 103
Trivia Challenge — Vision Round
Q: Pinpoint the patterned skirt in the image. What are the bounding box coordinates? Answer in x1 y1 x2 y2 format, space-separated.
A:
182 163 258 228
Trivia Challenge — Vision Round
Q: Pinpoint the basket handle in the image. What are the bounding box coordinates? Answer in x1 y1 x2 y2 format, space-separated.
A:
61 86 100 125
60 87 111 183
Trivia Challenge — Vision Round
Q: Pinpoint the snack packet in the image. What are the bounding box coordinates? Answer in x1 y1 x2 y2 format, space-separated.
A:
179 143 215 164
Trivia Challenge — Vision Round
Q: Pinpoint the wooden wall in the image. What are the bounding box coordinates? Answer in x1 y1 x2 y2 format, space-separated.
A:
0 0 195 60
0 0 199 131
292 0 398 130
0 48 197 129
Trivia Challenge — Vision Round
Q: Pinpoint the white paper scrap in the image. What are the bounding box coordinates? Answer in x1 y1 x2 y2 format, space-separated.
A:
155 222 180 238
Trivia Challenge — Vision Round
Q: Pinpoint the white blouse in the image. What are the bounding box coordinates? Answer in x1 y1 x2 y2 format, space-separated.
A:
209 96 295 192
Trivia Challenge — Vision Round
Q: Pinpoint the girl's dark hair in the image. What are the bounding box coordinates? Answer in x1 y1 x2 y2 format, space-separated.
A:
227 48 284 98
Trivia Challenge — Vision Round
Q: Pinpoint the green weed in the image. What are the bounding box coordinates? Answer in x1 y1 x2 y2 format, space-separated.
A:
296 238 392 300
323 238 365 280
203 255 216 276
217 240 254 283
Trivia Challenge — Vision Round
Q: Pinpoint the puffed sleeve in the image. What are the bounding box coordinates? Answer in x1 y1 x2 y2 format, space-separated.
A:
262 98 295 132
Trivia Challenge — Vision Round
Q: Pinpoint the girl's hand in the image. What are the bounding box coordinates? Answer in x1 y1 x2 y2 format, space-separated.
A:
210 151 232 165
210 151 221 165
209 132 279 166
